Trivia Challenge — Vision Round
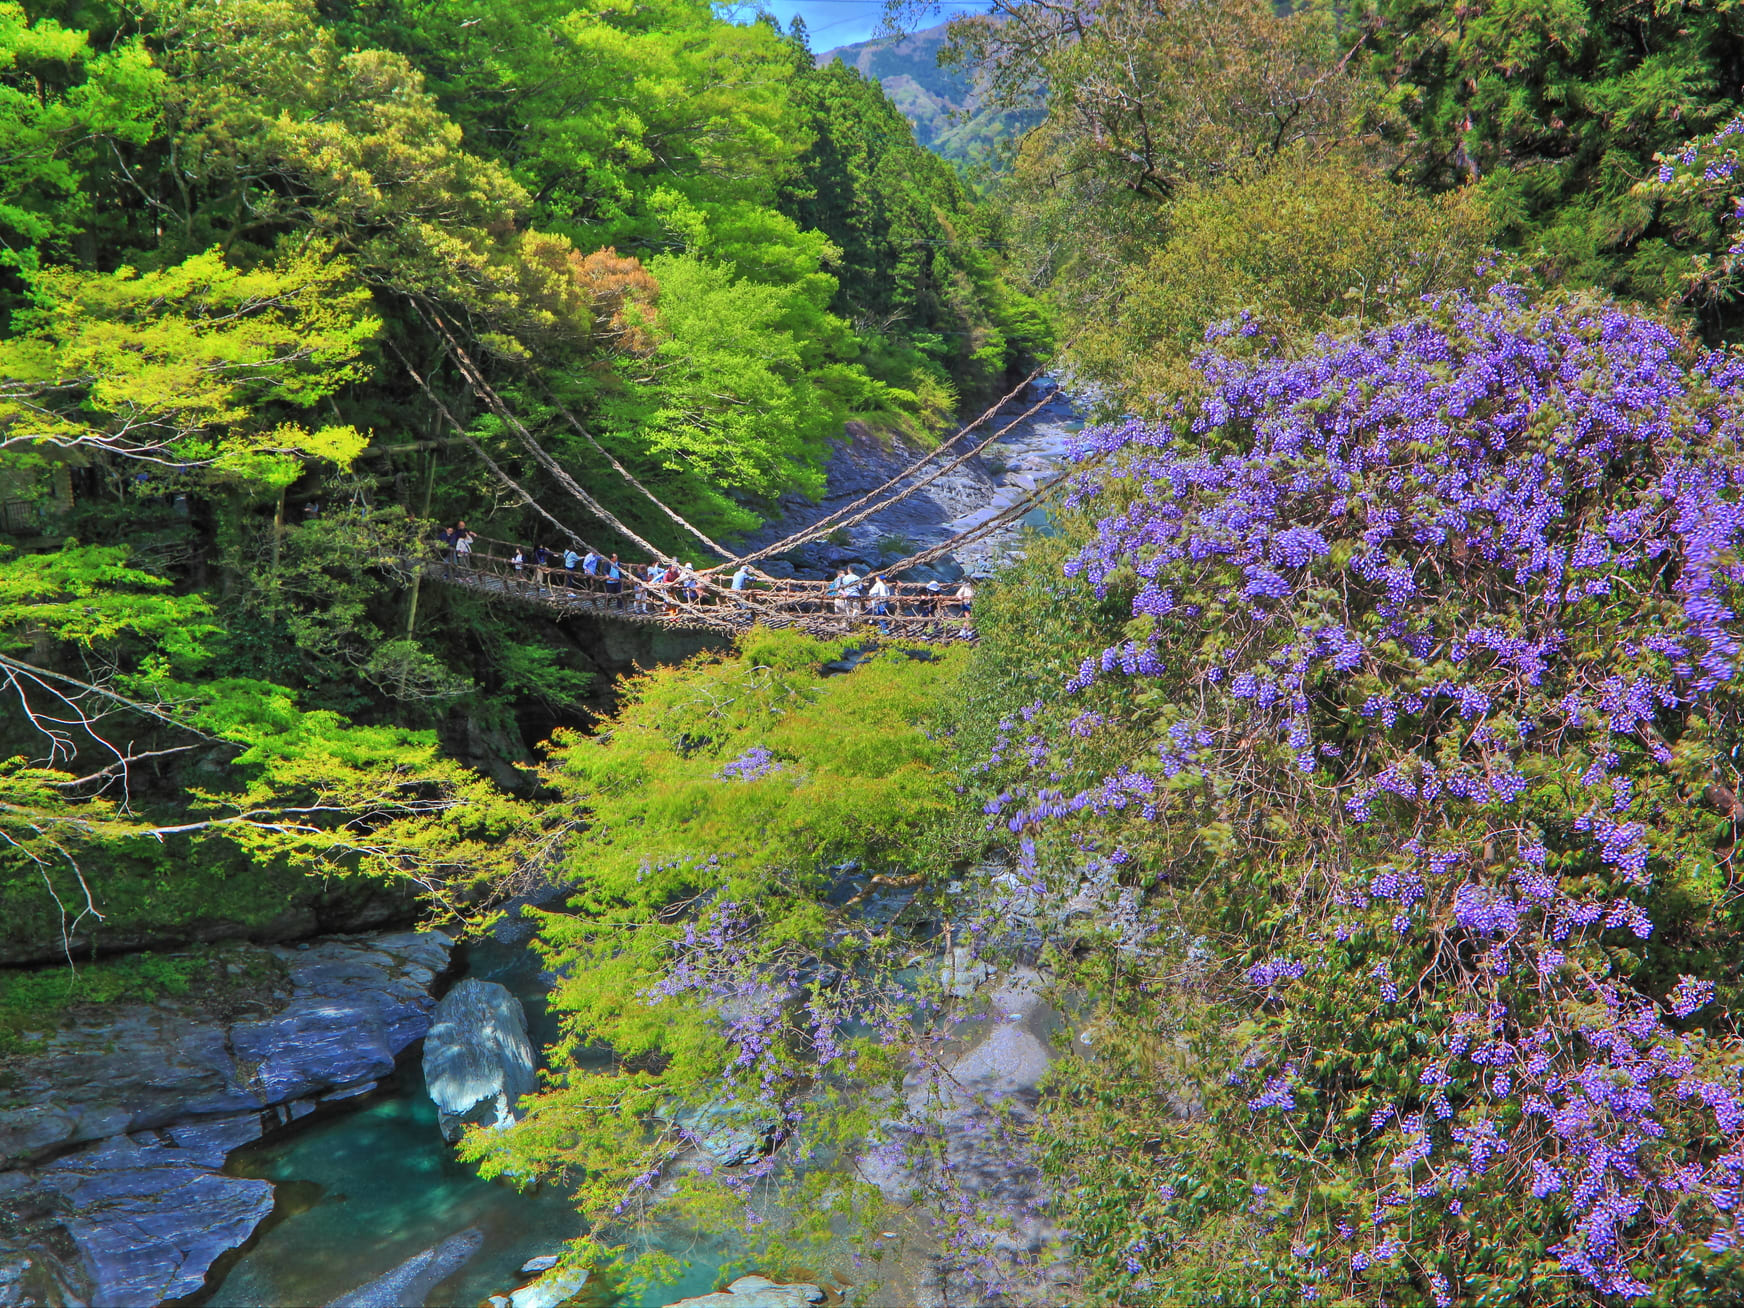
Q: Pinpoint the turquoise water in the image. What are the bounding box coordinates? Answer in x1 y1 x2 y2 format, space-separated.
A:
208 1090 587 1308
204 934 732 1308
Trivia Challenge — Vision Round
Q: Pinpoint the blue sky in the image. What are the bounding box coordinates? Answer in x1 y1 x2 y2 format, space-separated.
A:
714 0 987 52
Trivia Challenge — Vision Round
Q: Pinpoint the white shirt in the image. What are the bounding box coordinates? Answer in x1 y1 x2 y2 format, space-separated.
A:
731 567 750 590
870 578 890 597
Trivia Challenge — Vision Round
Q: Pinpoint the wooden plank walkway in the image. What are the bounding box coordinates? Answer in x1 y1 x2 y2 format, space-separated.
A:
424 549 977 642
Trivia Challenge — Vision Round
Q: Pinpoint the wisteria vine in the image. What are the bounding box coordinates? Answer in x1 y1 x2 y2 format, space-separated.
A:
1648 112 1744 300
999 288 1744 1299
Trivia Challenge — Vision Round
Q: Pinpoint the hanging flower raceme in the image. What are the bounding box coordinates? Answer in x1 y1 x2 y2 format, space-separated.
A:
1643 113 1744 301
1015 289 1744 1300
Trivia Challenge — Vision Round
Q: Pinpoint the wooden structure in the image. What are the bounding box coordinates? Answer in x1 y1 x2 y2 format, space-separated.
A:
426 547 978 641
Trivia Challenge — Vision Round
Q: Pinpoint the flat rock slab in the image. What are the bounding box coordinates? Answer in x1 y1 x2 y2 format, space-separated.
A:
324 1227 484 1308
34 1128 275 1307
661 1275 825 1307
1 931 453 1167
233 931 453 1107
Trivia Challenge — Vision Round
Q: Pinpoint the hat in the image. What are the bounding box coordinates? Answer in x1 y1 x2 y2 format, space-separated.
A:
926 580 941 592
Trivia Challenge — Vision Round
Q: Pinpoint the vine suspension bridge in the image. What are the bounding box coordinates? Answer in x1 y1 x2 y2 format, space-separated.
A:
402 308 1080 643
427 545 982 639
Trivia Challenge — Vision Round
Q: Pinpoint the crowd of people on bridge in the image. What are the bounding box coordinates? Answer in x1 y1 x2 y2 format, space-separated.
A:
434 523 977 635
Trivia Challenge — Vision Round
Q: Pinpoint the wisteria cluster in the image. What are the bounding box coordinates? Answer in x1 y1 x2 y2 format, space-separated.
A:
1649 113 1744 291
715 745 787 782
1008 289 1744 1298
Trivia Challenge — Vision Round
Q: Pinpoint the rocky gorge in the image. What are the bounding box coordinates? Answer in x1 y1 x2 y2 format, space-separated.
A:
0 932 455 1307
0 391 1085 1308
738 381 1078 583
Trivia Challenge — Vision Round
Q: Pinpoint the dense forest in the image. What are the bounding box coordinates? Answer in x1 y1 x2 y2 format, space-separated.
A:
9 0 1744 1305
0 0 1043 963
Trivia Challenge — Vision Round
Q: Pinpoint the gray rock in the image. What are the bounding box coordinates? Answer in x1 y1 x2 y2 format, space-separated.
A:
232 932 453 1105
507 1265 589 1308
323 1226 484 1308
320 1079 379 1102
940 944 996 999
0 932 454 1168
422 979 537 1143
725 1276 824 1301
33 1131 275 1307
0 1011 253 1167
0 1205 91 1308
519 1253 561 1274
0 931 455 1307
860 969 1069 1305
660 1276 825 1307
659 1099 785 1168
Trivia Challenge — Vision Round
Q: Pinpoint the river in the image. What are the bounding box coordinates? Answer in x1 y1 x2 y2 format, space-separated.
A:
201 932 730 1308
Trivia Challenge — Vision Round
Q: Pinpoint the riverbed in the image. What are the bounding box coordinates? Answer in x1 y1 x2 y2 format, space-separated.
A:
200 933 729 1308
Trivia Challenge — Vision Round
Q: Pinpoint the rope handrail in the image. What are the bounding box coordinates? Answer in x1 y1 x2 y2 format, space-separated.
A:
705 376 1060 575
394 307 1072 586
420 540 980 639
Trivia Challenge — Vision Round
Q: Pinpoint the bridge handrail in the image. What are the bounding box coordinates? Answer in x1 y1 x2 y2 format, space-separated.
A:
423 539 974 630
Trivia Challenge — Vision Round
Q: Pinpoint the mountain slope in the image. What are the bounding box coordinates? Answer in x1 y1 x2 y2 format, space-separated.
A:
819 22 1037 165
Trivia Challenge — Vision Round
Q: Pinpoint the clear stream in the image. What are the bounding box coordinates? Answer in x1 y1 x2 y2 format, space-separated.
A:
204 934 730 1308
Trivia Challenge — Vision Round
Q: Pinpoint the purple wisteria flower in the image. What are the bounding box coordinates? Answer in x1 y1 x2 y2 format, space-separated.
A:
1011 288 1744 1300
716 744 786 782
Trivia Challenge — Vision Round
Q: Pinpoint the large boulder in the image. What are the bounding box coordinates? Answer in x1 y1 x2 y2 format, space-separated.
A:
422 979 537 1143
859 969 1073 1307
323 1226 484 1308
507 1265 590 1308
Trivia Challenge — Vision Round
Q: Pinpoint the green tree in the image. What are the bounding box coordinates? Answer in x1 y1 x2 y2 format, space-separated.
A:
780 55 1050 408
0 242 375 475
1358 0 1744 331
943 0 1379 395
1070 156 1495 414
461 628 971 1286
338 0 807 247
0 3 163 266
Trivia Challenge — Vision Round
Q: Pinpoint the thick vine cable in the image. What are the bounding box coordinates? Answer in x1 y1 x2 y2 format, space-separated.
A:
387 336 601 554
538 385 743 564
882 457 1092 574
717 365 1061 573
417 304 678 565
405 302 1083 590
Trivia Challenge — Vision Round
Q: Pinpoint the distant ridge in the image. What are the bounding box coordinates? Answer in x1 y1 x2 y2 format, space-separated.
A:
818 21 1037 165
